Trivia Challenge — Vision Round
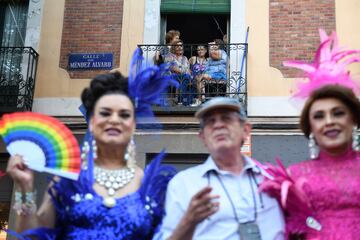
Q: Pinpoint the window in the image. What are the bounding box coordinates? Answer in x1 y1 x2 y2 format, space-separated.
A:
164 14 228 44
160 0 230 45
0 0 29 47
0 0 29 95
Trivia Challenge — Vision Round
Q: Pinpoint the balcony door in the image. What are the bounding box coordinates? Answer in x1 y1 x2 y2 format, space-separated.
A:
164 14 228 45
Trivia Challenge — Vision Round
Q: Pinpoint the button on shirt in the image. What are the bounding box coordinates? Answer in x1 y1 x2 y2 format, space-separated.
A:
157 156 285 240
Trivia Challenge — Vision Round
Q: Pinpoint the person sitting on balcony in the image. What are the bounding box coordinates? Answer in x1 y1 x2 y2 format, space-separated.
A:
154 29 180 65
223 34 228 44
166 39 190 75
193 39 228 104
203 39 227 82
165 39 193 105
223 34 229 50
189 45 208 106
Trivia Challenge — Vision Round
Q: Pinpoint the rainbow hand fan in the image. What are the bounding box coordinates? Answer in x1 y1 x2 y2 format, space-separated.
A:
0 112 81 180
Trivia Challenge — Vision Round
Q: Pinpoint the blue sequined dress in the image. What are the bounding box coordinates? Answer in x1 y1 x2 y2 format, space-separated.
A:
20 153 176 240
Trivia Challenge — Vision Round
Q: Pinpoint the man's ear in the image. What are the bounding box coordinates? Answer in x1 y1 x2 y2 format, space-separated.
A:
198 129 204 141
242 122 252 140
198 130 207 147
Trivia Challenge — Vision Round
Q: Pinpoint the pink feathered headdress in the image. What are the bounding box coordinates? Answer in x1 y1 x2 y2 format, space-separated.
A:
284 29 360 98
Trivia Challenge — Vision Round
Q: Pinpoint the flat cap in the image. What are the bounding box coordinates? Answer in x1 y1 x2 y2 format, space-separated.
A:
194 97 247 120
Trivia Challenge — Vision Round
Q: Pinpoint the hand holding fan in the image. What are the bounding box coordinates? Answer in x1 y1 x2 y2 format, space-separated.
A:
0 112 81 180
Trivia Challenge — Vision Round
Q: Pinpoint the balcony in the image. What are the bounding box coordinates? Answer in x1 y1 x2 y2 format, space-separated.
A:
0 47 39 114
137 43 248 113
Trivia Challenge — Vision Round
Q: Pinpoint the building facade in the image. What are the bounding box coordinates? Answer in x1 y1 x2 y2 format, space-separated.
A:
1 0 360 236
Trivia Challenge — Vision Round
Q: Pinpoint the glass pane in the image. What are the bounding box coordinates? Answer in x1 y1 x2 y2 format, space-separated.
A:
1 1 29 47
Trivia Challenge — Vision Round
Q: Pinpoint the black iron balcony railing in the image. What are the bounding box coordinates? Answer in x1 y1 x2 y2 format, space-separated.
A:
0 47 39 114
137 43 248 112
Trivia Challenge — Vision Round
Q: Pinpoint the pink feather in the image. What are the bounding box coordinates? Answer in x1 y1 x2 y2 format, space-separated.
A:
260 158 320 237
284 29 360 98
280 180 292 208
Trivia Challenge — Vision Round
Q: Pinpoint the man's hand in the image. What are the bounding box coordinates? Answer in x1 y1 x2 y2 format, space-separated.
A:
168 186 220 240
183 186 220 225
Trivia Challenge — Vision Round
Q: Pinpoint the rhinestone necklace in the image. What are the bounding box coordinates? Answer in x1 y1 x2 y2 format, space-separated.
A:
94 165 135 207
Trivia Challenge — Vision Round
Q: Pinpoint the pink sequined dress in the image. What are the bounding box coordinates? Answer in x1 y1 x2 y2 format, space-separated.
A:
262 148 360 239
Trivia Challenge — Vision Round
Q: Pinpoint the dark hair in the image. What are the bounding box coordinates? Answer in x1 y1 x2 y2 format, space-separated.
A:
81 71 134 117
300 85 360 138
165 30 180 44
214 39 225 50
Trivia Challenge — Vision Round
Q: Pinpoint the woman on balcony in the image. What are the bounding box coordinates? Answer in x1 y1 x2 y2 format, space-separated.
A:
192 39 228 104
202 39 227 82
154 29 180 65
6 55 178 239
189 45 208 106
166 39 191 76
165 39 193 105
260 30 360 239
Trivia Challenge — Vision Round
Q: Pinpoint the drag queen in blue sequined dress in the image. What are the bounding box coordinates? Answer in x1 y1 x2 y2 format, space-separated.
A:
6 50 178 239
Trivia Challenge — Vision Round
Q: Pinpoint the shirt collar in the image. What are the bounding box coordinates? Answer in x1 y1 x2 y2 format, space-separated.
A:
199 154 272 178
198 156 219 177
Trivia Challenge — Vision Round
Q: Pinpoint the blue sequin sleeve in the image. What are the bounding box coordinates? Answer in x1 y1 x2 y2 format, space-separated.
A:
18 151 176 240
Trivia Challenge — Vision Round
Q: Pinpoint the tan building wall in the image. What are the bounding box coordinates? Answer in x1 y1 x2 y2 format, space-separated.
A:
246 0 360 98
246 0 290 97
118 0 145 74
336 0 360 75
30 0 360 114
243 0 360 116
34 0 144 99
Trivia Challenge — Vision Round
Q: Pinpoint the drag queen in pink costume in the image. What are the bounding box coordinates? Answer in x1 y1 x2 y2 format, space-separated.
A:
260 29 360 240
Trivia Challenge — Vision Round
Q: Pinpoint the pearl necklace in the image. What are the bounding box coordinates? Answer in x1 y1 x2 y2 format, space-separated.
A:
94 165 135 208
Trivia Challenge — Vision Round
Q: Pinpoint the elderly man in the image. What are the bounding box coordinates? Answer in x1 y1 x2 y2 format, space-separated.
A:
158 97 285 240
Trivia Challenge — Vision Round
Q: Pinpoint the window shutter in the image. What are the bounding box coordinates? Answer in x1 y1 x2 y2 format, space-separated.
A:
161 0 230 14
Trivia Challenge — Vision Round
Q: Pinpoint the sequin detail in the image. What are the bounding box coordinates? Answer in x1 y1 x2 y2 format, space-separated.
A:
20 153 176 240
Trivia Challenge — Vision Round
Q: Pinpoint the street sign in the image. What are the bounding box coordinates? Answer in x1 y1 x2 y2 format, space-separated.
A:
68 53 113 70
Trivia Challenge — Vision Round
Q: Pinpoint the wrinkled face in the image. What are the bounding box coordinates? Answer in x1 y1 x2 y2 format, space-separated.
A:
90 94 135 147
199 109 251 154
208 42 219 51
309 98 355 155
197 46 207 57
175 42 183 54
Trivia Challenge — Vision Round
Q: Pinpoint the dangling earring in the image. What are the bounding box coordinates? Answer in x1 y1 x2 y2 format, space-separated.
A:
81 135 98 170
92 138 98 160
308 133 319 159
352 126 360 151
125 137 136 168
81 141 90 170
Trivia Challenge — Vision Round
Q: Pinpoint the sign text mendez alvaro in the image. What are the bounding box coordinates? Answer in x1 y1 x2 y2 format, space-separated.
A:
68 53 113 70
